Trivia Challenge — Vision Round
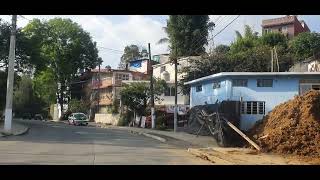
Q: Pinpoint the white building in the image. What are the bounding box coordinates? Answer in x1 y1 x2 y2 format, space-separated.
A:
152 56 201 113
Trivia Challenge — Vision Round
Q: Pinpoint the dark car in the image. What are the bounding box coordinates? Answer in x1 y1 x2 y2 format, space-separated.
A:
22 113 32 120
34 114 44 121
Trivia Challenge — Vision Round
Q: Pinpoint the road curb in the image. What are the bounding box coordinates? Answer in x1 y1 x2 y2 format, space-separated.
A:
141 132 167 143
14 127 30 136
0 125 29 137
128 129 167 143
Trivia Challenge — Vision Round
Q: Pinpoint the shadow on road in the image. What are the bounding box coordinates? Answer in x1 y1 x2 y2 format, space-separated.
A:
2 120 182 150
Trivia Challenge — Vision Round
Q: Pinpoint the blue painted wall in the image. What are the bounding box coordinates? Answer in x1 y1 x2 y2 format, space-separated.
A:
189 75 308 130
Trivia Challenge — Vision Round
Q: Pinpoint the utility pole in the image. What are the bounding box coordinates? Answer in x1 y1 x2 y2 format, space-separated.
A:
148 43 155 129
174 48 178 133
4 15 17 133
97 63 101 113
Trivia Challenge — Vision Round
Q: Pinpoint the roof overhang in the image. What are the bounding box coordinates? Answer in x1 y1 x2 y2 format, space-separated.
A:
184 72 320 85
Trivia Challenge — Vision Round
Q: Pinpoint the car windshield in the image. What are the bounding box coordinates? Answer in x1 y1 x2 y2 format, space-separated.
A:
73 113 86 119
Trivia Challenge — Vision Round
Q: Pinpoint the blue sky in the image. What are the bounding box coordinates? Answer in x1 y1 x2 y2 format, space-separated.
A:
0 15 319 69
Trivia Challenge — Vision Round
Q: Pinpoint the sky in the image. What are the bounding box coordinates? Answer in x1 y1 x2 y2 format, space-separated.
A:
0 15 319 69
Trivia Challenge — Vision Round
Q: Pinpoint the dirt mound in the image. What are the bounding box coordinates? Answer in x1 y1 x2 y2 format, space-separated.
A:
249 90 320 157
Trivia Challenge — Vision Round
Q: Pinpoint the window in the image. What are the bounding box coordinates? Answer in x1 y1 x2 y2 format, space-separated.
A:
116 74 129 80
246 102 252 114
252 102 258 114
213 81 221 89
232 79 248 87
196 85 202 92
160 66 166 73
282 26 288 32
257 79 273 87
164 86 175 96
241 102 245 114
241 101 265 115
258 102 265 114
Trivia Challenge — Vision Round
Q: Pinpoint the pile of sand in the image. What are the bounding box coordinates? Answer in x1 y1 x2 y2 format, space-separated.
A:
250 90 320 157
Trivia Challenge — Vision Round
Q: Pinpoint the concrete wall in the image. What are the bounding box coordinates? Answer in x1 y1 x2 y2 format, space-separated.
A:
95 113 120 125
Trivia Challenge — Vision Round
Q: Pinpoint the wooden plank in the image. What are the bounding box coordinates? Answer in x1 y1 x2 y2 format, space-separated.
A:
224 119 261 151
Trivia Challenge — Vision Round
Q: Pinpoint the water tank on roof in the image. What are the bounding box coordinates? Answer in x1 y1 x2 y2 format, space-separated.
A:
161 71 170 82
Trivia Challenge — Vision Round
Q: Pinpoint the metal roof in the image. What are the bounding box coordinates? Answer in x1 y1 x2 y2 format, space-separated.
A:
184 72 320 85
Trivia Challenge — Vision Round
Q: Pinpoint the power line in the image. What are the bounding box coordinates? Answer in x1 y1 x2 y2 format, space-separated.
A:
97 46 124 54
188 15 234 53
212 15 240 38
19 15 32 22
189 15 240 56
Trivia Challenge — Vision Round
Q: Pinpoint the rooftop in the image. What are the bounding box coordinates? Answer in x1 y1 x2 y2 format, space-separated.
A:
262 16 296 27
184 72 320 85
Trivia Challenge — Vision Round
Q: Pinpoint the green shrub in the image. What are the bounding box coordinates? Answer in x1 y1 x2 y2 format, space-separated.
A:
156 111 167 130
117 111 133 126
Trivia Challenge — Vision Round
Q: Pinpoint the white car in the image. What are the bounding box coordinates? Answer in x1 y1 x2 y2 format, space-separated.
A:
68 113 89 126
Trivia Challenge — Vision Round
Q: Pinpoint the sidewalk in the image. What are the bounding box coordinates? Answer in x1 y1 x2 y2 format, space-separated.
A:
98 125 218 148
0 120 29 137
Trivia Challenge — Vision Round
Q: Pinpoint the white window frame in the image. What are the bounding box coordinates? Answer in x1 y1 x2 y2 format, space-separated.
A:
299 83 320 95
241 101 265 115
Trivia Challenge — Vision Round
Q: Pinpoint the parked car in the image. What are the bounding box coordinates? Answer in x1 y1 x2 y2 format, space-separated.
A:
22 113 32 120
68 113 89 126
34 114 44 121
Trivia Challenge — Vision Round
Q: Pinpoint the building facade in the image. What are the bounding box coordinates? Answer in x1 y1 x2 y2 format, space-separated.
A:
152 56 201 113
262 15 310 39
89 68 148 115
185 72 320 130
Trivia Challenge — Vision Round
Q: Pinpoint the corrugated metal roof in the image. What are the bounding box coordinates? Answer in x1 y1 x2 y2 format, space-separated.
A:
184 72 320 85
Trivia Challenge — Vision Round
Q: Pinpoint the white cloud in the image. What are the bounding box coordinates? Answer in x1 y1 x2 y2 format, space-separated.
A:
0 15 169 69
1 15 318 69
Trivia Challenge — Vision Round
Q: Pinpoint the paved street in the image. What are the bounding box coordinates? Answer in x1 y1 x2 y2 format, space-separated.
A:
0 120 210 165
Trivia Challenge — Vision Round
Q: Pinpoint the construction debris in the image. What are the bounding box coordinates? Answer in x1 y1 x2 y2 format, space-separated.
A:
250 90 320 157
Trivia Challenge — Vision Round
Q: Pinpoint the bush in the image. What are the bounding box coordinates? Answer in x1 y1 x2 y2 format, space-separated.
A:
156 111 167 130
117 111 133 126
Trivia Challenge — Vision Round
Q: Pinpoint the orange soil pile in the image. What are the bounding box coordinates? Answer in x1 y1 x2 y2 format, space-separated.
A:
250 90 320 157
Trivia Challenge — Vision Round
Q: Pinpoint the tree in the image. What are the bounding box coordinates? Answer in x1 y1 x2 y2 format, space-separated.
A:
68 99 89 114
23 18 102 115
0 18 41 74
214 44 230 54
118 45 143 69
230 25 259 54
289 32 320 60
159 15 214 57
33 68 57 107
180 54 232 94
120 78 167 116
13 76 46 117
260 32 288 47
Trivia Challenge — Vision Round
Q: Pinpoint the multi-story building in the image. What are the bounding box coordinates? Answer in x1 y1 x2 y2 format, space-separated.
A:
262 15 310 39
152 56 201 113
89 67 148 114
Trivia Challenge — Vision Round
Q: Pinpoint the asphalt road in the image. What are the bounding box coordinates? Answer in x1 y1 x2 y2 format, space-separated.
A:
0 120 210 165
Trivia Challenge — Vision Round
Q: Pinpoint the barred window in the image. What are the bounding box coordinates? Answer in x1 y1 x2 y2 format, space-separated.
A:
241 101 266 115
246 102 252 114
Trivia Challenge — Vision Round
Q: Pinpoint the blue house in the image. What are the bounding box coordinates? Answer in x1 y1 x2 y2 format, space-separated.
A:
185 72 320 130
